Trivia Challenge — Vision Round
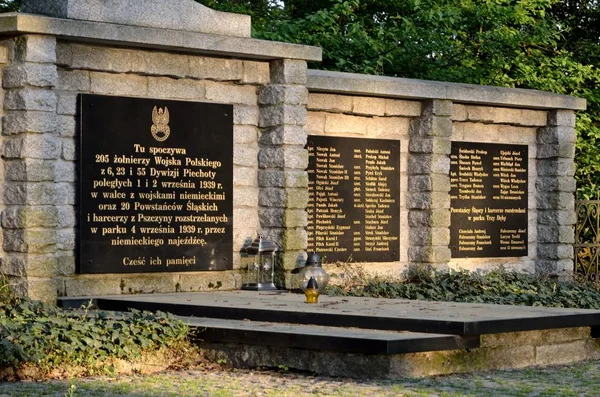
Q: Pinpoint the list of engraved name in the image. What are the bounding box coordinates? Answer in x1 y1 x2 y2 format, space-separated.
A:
307 136 400 262
449 142 528 258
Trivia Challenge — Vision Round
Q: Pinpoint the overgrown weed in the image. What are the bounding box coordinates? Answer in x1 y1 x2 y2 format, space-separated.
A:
326 266 600 309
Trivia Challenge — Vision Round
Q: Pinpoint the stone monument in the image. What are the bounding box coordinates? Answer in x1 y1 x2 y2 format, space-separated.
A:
0 0 583 301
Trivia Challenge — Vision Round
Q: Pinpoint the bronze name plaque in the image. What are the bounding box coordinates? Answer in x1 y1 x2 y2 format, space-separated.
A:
306 135 400 262
79 94 233 273
450 141 528 258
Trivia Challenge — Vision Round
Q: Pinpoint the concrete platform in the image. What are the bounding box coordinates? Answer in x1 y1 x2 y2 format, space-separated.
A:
58 291 600 377
60 291 600 336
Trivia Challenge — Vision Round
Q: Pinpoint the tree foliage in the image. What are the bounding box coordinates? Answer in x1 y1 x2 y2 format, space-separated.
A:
0 0 20 13
199 0 600 198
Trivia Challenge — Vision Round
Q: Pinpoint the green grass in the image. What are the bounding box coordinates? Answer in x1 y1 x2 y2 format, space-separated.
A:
1 360 600 396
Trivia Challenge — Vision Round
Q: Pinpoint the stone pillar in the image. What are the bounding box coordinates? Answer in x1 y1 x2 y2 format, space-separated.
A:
407 100 452 270
1 35 59 301
536 110 577 278
258 59 309 285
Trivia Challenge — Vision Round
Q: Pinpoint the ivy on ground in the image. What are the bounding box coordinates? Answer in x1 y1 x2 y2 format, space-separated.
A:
0 280 190 377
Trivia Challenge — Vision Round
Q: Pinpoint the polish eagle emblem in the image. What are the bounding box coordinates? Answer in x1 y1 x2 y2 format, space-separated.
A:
151 106 171 142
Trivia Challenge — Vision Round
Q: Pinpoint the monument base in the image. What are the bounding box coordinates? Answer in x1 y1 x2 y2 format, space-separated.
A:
58 291 600 378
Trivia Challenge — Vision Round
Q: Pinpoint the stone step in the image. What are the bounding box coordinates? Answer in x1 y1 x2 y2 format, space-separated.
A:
58 291 600 336
181 316 479 354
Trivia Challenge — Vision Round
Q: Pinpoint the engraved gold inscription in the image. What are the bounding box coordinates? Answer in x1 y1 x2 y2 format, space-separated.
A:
307 139 399 260
450 143 528 257
87 141 228 269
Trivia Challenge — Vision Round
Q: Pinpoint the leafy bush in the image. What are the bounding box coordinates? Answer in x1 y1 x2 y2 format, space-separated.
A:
0 293 190 376
326 267 600 309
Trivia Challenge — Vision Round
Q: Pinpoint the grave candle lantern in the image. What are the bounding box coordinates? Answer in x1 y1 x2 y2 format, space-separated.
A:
299 252 329 292
241 235 277 291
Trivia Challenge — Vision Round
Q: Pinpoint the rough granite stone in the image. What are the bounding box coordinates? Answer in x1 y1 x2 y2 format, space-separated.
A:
4 89 57 112
233 105 259 126
1 205 58 229
537 225 575 244
259 126 307 146
258 170 308 188
234 125 259 145
367 117 411 136
56 69 90 91
14 35 56 63
308 93 353 113
54 160 75 182
232 186 258 207
55 115 76 137
3 63 58 88
548 110 576 127
232 166 256 187
352 97 386 116
410 116 452 137
408 174 450 192
408 246 451 263
56 229 75 250
537 192 575 210
4 182 57 205
56 93 77 115
406 192 449 210
233 146 259 167
537 126 577 144
258 147 307 170
0 44 9 64
5 159 55 181
409 227 449 246
259 105 307 128
147 77 205 100
56 205 75 228
206 82 256 106
323 113 367 135
242 61 270 85
61 138 76 161
22 0 251 38
408 210 450 227
2 134 61 159
270 59 307 85
536 143 576 159
537 244 574 260
2 254 57 277
536 177 576 193
3 229 56 253
57 253 76 276
407 154 450 175
90 72 147 96
188 57 243 81
537 159 576 177
3 111 57 134
259 85 308 106
408 137 451 155
423 100 453 117
537 210 577 226
131 51 189 77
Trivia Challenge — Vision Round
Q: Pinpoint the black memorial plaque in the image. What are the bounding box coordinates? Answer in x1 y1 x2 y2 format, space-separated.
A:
450 141 528 258
79 94 233 273
306 135 400 262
